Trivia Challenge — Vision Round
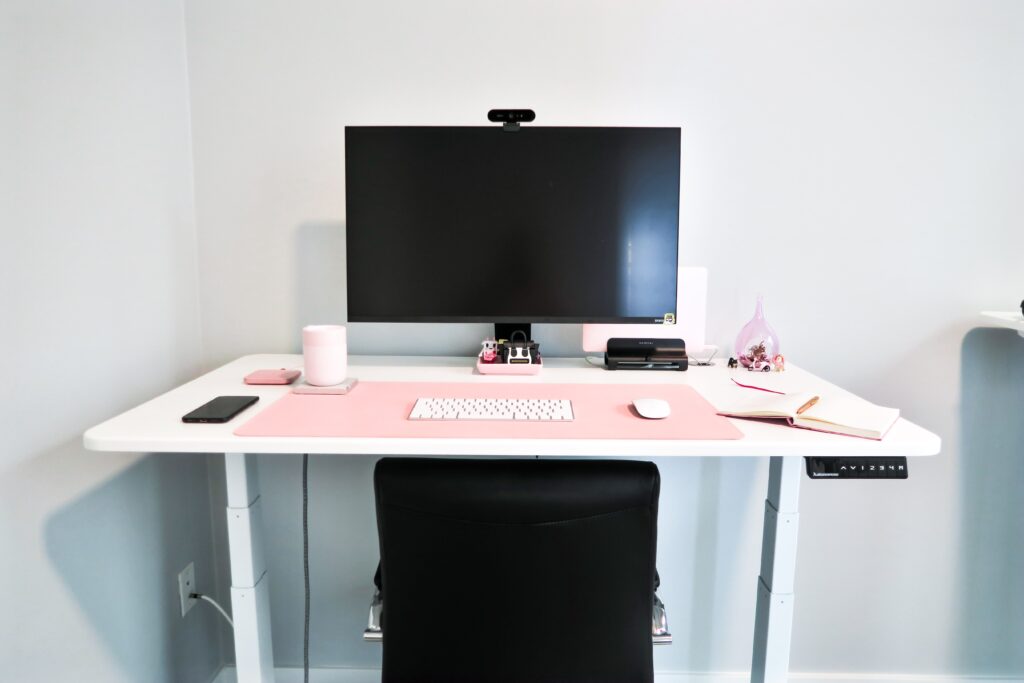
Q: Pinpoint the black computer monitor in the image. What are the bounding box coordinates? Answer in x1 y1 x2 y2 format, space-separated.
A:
344 126 680 337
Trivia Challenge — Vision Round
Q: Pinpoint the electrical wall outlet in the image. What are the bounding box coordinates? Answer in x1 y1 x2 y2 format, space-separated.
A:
178 562 197 616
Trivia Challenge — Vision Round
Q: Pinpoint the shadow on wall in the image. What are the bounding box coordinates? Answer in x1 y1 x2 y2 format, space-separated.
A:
292 221 584 357
294 221 348 350
44 448 223 683
957 327 1024 675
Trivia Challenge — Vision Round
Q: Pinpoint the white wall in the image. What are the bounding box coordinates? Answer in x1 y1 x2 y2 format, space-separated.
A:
178 0 1024 677
0 1 224 681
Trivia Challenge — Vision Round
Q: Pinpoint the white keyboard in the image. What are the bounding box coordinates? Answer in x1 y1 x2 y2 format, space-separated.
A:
409 397 575 421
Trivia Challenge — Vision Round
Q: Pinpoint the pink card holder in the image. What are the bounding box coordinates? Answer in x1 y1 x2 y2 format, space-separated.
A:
244 369 301 385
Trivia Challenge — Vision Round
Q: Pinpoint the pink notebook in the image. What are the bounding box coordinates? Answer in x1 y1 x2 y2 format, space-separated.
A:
235 381 743 441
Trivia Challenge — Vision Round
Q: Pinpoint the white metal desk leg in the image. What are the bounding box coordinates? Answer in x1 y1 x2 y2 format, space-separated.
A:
751 455 802 683
225 453 275 683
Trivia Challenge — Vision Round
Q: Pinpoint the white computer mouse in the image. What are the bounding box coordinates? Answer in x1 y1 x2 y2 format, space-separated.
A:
632 398 671 419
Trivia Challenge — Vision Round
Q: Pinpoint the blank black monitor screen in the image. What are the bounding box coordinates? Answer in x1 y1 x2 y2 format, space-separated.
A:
345 126 680 323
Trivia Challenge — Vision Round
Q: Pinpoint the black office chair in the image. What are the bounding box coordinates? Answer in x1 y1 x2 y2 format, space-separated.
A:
366 457 668 683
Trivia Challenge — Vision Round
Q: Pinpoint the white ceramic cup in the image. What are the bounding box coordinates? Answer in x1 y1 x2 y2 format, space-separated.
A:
302 325 347 386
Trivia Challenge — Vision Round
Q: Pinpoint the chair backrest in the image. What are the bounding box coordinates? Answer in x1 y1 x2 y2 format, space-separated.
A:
374 457 660 683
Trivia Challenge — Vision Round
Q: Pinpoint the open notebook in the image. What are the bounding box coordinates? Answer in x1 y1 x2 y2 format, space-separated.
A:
716 389 900 440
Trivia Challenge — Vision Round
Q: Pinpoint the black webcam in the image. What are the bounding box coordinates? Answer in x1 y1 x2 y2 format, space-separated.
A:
488 109 536 123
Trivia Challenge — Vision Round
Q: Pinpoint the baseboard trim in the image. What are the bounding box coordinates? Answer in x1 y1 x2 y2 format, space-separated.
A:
212 667 1024 683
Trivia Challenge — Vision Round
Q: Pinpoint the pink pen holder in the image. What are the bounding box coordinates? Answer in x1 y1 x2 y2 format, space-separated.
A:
302 325 347 386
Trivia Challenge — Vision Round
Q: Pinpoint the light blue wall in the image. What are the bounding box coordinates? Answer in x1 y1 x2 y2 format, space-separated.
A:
0 0 224 680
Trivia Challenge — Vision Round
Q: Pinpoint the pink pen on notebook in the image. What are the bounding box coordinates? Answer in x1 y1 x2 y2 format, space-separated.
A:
731 378 786 395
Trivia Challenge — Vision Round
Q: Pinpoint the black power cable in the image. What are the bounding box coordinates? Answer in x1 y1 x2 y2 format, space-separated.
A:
303 453 310 683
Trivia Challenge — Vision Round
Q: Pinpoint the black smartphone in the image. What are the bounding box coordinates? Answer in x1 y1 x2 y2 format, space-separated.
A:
182 396 259 423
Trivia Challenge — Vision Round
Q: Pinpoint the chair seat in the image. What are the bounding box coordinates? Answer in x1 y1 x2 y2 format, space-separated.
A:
364 573 673 644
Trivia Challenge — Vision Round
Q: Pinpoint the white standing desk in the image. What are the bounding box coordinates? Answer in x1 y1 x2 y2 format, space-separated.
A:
84 354 940 683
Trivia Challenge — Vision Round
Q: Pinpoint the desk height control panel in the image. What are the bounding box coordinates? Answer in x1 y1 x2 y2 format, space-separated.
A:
805 457 909 480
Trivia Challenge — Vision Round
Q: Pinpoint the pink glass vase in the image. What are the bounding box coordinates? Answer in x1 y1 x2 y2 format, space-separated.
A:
734 297 781 372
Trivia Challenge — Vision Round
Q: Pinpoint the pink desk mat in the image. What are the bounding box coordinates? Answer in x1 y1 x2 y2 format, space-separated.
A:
234 382 743 441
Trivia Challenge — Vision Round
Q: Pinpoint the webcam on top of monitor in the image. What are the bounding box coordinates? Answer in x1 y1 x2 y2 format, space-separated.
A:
487 109 535 123
488 109 535 131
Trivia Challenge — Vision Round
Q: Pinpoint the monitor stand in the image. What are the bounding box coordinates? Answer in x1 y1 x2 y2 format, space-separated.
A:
494 323 531 342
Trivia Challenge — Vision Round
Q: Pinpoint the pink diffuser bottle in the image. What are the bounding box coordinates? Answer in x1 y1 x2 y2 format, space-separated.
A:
735 297 781 372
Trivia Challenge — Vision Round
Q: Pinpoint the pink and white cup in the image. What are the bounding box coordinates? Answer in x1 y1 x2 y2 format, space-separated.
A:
302 325 347 386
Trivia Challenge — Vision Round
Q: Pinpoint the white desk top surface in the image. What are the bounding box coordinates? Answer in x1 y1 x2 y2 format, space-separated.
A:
84 354 940 458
